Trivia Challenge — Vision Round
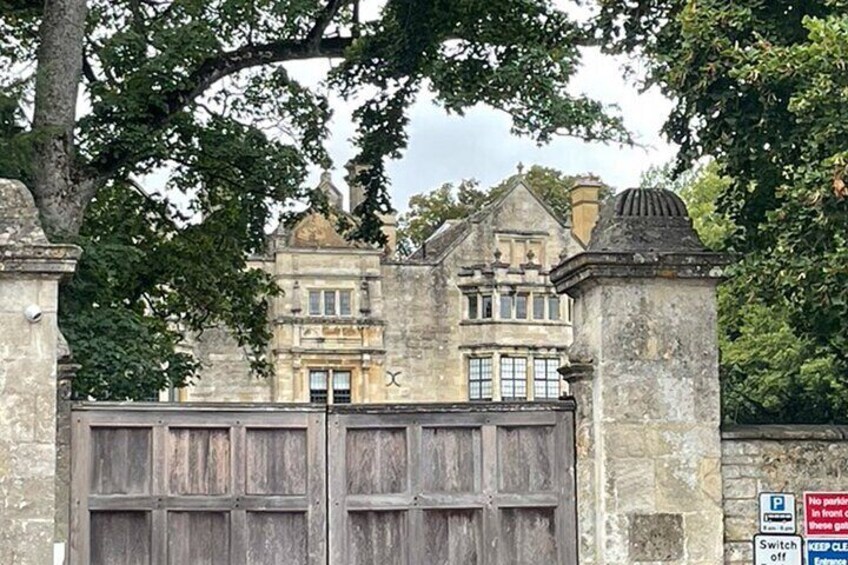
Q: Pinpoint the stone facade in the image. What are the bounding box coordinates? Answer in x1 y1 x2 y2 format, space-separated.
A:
0 179 80 565
186 176 592 404
721 426 848 564
551 188 729 564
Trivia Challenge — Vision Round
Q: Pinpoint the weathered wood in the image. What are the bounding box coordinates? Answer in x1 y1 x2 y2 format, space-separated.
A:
423 510 482 564
498 426 554 493
421 427 478 493
70 412 92 564
246 512 308 565
330 405 577 565
168 512 229 564
348 511 408 565
90 511 151 565
246 428 307 495
71 406 328 565
90 427 152 494
498 508 557 565
72 402 577 564
345 428 407 494
168 428 231 495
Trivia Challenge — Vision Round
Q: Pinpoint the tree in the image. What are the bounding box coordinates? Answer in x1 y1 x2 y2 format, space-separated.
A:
599 1 848 422
397 165 604 255
4 0 630 241
642 161 845 423
1 1 630 398
640 160 733 251
396 179 489 255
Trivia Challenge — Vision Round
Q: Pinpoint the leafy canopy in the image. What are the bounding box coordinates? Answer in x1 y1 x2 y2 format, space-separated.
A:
1 0 630 399
643 162 845 424
601 0 848 422
397 165 606 255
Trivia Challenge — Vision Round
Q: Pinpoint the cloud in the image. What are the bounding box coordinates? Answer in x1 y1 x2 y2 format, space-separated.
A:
306 48 678 213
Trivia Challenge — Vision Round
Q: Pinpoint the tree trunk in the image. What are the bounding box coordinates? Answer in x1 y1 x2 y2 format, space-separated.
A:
31 0 88 241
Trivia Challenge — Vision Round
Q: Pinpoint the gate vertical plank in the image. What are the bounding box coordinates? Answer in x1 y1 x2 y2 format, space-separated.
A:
151 423 167 565
308 411 327 565
481 424 498 565
69 411 91 565
558 411 578 565
328 414 346 565
408 424 422 565
231 423 247 565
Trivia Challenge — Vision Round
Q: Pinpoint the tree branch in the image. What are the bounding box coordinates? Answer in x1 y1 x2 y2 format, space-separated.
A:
306 0 350 45
78 36 353 201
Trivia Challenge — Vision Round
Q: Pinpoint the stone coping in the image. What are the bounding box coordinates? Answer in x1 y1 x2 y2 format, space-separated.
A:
550 250 730 295
722 425 848 441
72 399 578 414
0 243 82 276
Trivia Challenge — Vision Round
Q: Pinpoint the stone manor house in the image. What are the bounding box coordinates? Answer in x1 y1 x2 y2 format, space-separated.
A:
182 173 603 404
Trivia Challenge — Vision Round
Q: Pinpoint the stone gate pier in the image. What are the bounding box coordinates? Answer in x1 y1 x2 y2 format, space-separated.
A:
551 187 729 564
0 179 80 564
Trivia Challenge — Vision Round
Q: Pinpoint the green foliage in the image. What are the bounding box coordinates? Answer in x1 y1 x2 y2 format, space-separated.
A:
640 160 733 251
649 161 845 423
2 1 633 399
397 165 604 255
396 179 489 255
59 180 279 400
600 1 848 422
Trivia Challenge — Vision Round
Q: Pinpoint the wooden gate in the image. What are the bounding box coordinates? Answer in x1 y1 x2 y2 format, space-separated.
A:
70 401 576 564
70 404 326 564
328 403 577 565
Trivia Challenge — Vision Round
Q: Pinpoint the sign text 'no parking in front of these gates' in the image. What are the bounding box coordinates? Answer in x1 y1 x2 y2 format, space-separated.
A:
805 493 848 565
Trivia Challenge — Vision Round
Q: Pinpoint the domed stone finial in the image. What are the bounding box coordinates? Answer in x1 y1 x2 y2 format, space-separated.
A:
588 187 704 253
551 186 729 296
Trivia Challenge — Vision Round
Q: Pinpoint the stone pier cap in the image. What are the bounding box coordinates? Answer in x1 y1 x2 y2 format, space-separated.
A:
551 187 730 296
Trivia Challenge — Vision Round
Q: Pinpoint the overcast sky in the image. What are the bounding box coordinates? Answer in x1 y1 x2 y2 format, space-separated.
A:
284 48 677 214
140 1 679 216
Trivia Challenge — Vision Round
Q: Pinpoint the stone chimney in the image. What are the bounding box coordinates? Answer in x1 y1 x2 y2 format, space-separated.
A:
380 212 398 259
345 162 397 258
570 177 602 247
345 162 368 213
317 171 343 210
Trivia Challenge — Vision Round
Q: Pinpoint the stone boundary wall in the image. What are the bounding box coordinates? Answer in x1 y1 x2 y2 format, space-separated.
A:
721 425 848 564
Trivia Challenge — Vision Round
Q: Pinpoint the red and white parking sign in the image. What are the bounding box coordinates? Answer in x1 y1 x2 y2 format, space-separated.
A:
805 492 848 537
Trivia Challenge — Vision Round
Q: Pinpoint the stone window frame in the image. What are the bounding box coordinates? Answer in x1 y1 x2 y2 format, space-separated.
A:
495 235 546 266
500 356 528 400
308 368 352 404
532 294 546 320
533 358 561 400
307 289 354 317
467 356 493 401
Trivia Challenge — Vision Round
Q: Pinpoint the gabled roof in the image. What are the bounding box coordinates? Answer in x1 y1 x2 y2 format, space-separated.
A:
406 177 568 264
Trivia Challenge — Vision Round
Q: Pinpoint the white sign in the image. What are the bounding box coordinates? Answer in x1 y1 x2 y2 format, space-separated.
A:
760 492 797 534
754 534 803 565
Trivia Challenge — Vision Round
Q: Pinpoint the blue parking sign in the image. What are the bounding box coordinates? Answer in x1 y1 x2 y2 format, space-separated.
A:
759 492 796 534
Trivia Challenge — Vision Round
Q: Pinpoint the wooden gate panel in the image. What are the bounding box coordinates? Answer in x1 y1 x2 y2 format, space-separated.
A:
71 401 575 564
328 403 577 565
71 404 326 565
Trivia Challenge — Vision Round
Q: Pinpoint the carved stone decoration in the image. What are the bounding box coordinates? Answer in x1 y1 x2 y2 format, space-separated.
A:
588 187 705 253
359 279 371 314
386 370 402 387
291 281 302 314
